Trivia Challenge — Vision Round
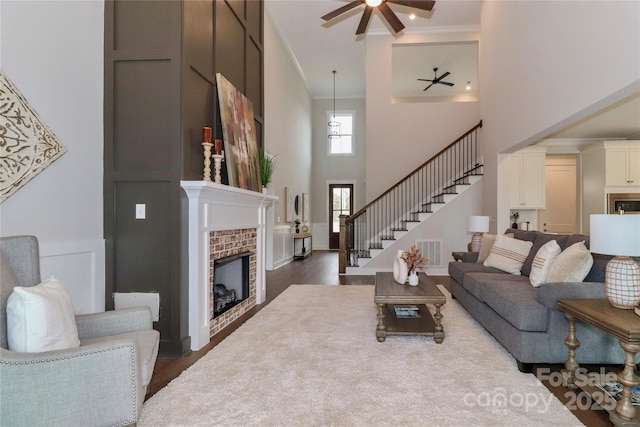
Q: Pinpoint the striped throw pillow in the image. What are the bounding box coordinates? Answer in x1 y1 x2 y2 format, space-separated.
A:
483 234 533 275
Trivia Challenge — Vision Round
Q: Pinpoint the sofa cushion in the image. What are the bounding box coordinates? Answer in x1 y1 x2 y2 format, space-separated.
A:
484 235 533 275
463 272 529 301
565 233 590 250
583 253 614 283
6 277 80 353
547 241 593 282
448 261 503 289
521 233 569 277
81 329 159 387
480 280 549 332
529 240 562 287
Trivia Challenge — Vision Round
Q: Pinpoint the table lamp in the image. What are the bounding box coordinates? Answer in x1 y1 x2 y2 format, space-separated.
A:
467 216 490 252
590 214 640 309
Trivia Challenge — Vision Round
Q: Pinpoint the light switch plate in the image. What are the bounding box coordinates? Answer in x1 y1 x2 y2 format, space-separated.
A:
135 204 146 219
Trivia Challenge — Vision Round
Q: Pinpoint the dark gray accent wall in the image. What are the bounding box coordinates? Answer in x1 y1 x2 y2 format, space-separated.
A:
104 0 264 355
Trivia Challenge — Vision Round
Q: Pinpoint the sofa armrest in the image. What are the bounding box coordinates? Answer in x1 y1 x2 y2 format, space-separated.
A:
76 306 153 340
460 252 479 263
536 282 606 309
0 337 143 426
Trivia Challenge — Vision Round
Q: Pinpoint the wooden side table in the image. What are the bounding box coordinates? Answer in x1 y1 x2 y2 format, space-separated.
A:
558 299 640 426
293 232 312 260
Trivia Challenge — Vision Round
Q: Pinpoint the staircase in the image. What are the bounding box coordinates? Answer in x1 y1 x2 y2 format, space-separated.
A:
339 121 483 274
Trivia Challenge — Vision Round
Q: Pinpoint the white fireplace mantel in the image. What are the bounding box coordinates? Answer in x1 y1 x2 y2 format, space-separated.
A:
181 181 277 351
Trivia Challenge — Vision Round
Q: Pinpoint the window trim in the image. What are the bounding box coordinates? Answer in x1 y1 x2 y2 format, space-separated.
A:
326 110 356 157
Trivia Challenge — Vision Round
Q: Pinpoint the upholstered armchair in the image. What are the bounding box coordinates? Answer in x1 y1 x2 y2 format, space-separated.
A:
0 235 160 426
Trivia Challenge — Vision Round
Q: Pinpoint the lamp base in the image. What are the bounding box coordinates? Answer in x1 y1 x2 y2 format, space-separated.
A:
470 233 483 253
605 256 640 309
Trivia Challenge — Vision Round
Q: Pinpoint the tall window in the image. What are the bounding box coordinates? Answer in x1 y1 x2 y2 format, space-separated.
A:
327 111 354 155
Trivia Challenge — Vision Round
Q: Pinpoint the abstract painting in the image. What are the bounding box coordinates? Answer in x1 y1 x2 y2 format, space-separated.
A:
216 73 261 192
0 70 67 203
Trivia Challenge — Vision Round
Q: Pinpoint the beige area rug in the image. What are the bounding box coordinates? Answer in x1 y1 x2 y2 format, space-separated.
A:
139 285 583 427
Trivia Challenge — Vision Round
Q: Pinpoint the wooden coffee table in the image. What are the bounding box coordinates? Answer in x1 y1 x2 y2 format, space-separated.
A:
374 272 446 343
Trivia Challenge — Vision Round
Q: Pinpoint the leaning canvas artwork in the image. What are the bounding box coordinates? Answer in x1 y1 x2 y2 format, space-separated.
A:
0 70 67 203
215 73 261 192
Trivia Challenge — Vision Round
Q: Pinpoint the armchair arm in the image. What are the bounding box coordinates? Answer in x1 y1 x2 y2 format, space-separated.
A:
0 337 144 426
536 281 607 309
76 306 153 340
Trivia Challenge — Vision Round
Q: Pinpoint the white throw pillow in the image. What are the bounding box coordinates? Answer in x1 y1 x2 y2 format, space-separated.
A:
477 232 514 264
483 234 533 275
529 240 562 287
6 276 80 353
547 241 593 283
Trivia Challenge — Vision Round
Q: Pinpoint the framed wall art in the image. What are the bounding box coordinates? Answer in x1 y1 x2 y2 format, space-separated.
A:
0 70 67 203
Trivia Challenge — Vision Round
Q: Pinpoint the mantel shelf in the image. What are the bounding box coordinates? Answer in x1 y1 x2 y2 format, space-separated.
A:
181 181 278 205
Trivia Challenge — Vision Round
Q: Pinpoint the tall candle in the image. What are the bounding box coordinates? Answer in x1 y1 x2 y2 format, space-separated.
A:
202 127 212 143
214 139 223 155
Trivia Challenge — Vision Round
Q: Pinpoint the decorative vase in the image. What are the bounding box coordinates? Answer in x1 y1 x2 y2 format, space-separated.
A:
393 250 408 284
408 272 419 286
512 222 518 229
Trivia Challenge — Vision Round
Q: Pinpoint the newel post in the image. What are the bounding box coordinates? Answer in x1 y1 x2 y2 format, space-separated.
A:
339 214 347 274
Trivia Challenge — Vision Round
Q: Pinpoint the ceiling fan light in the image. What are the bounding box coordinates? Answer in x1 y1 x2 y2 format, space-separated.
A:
409 13 416 20
366 0 383 7
466 81 472 90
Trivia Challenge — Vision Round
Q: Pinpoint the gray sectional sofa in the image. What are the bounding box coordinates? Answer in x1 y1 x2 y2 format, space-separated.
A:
448 228 634 372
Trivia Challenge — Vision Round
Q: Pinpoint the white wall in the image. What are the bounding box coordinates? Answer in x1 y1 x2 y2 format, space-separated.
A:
264 9 313 268
311 98 366 250
480 0 640 233
365 31 482 202
0 1 105 313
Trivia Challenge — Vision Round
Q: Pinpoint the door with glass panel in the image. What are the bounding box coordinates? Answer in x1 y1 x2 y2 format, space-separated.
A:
329 184 353 250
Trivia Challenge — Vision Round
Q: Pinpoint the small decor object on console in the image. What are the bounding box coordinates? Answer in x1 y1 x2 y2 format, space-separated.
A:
590 214 640 309
401 245 428 287
201 127 213 182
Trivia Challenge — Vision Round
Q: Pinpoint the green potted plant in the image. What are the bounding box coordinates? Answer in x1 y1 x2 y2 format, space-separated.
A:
259 149 276 190
510 211 520 229
294 219 301 234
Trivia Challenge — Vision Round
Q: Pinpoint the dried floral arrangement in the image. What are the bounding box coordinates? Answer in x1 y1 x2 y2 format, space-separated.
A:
401 245 428 274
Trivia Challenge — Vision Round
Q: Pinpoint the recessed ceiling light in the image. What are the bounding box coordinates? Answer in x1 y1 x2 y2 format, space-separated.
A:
409 13 416 20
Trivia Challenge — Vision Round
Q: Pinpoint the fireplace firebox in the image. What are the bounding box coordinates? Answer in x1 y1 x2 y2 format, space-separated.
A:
213 251 253 317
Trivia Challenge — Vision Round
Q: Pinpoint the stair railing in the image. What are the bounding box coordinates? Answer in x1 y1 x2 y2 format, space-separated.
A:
339 121 483 273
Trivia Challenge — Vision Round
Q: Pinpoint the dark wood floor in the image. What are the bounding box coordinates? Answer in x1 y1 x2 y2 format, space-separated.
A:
146 251 613 426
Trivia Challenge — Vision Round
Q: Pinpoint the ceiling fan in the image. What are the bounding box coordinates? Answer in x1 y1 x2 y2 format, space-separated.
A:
418 67 454 91
321 0 436 36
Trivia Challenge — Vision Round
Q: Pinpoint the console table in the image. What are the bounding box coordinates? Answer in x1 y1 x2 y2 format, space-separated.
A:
558 299 640 426
293 232 312 260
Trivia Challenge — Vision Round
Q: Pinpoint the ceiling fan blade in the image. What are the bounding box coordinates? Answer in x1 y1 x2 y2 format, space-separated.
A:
356 6 374 35
321 0 363 21
437 71 450 81
440 81 455 86
378 2 405 33
387 0 436 11
423 83 434 91
417 79 434 82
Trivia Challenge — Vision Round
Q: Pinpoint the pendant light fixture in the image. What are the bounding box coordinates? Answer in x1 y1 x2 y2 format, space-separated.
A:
328 70 340 139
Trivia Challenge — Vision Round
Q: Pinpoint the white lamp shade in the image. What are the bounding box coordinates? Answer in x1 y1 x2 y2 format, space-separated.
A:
467 216 490 233
590 214 640 257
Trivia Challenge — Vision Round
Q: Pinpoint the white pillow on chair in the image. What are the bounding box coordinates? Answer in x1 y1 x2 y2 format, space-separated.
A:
6 276 80 353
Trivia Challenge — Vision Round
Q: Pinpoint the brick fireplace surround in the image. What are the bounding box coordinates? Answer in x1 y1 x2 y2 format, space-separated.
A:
208 229 257 337
182 181 276 351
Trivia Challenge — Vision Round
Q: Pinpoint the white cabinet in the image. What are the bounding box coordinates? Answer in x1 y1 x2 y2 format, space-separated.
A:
604 143 640 187
508 149 546 209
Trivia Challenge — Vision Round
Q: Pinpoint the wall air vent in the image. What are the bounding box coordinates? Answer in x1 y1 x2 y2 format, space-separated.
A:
415 240 442 267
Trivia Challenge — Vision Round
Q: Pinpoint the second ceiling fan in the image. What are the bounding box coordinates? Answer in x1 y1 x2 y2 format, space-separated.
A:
321 0 436 36
418 67 454 91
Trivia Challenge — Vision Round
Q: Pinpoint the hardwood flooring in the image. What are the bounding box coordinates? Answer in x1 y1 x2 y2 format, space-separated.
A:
146 251 613 426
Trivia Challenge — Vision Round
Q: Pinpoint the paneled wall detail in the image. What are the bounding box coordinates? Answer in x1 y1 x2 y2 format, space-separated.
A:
104 0 264 355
